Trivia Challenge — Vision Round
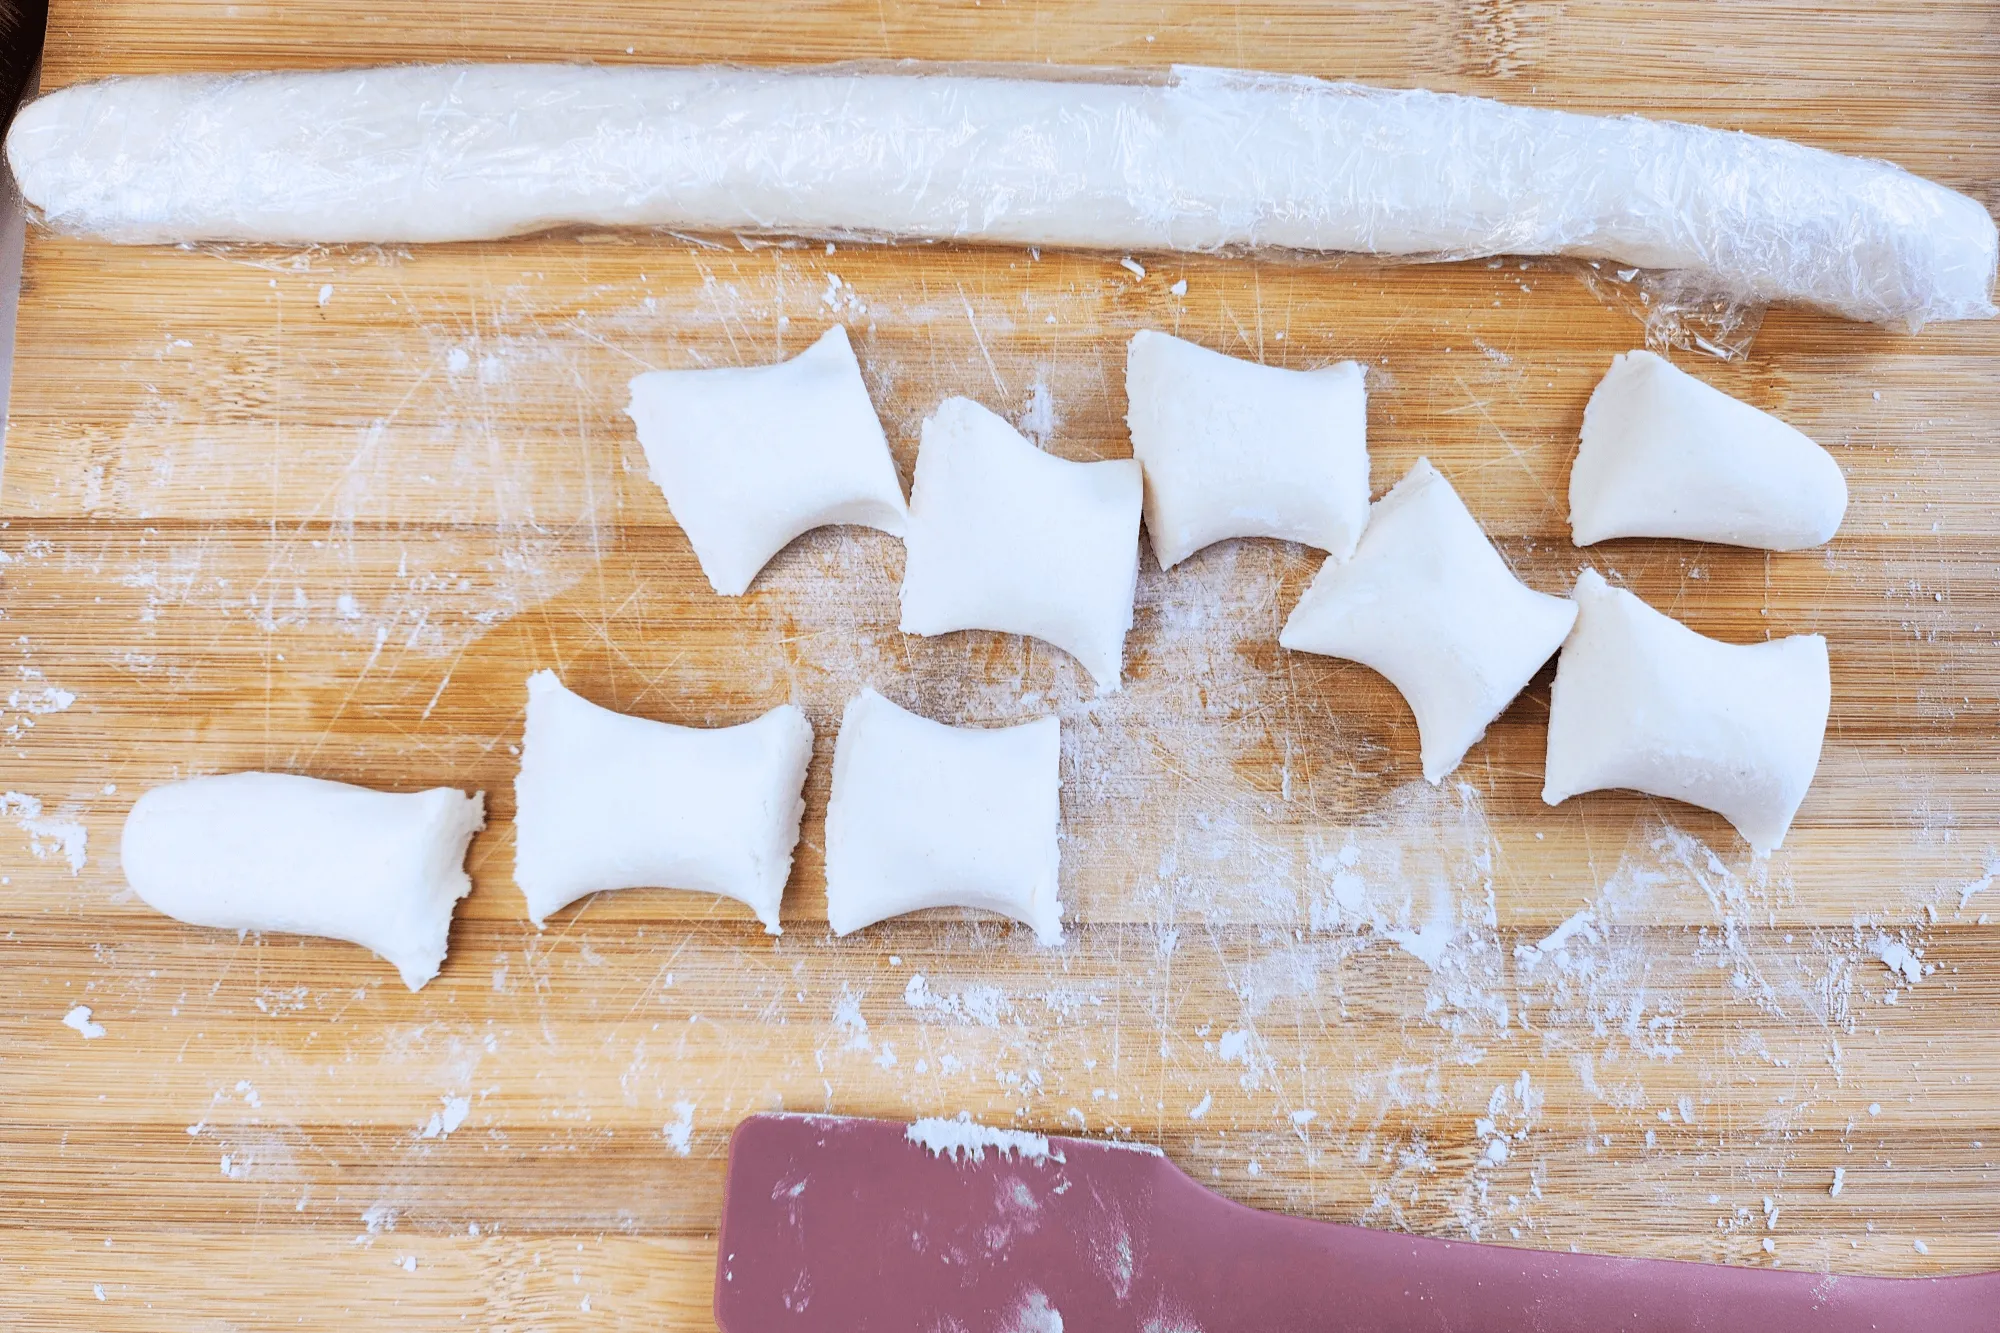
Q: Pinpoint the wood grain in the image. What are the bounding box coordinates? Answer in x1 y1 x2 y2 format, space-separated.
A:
3 3 1998 1329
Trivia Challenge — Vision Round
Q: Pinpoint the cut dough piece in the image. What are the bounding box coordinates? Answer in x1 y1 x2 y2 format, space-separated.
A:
900 397 1142 691
1570 350 1848 550
823 688 1062 944
1543 569 1830 853
1280 458 1577 783
120 773 485 990
625 324 907 595
10 64 1995 325
513 671 813 932
1125 329 1370 569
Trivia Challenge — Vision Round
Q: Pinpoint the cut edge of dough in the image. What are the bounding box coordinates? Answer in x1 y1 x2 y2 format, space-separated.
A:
824 687 1064 945
117 773 486 993
623 323 909 596
396 788 487 990
1540 568 1832 854
899 396 1141 694
1124 329 1371 571
1280 457 1576 785
1569 349 1848 551
514 669 812 934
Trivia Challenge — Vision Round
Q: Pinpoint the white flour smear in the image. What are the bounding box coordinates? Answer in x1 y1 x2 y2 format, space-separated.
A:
3 664 77 744
1 791 88 873
908 1112 1053 1164
109 324 601 667
50 276 617 780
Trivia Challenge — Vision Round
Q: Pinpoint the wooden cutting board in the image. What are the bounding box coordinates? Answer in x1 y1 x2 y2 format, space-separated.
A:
4 2 1998 1328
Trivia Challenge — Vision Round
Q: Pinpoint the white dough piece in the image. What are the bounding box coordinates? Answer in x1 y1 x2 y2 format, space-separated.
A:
1280 459 1577 783
625 325 907 595
10 64 1994 325
1543 569 1831 854
823 689 1062 945
900 397 1141 691
1570 350 1848 550
512 671 813 932
119 773 485 990
1125 330 1370 569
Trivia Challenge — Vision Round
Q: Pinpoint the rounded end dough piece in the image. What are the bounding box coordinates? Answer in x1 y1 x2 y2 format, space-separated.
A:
823 688 1062 944
1570 349 1847 550
1125 329 1370 569
625 324 908 596
1542 569 1831 854
899 396 1142 692
1279 458 1577 783
512 670 812 932
120 772 486 990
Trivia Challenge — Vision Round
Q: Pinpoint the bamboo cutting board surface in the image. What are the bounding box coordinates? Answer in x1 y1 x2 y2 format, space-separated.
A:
4 2 1999 1328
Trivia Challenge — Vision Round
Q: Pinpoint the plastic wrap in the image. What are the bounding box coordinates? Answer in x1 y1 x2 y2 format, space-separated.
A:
7 61 1994 326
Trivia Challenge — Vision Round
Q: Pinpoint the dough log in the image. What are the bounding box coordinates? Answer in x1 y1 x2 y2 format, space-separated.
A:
823 689 1062 944
1543 569 1831 854
9 63 1993 325
513 671 813 931
900 396 1141 692
1571 350 1847 550
120 772 485 990
626 324 907 596
1280 459 1576 783
1125 329 1369 569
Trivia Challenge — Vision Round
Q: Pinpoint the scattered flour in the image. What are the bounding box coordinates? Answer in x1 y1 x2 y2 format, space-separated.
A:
1957 858 1999 910
1514 908 1598 970
1873 936 1925 987
1014 373 1062 447
63 1004 106 1039
831 988 871 1052
1382 892 1459 970
904 973 1012 1027
2 662 76 748
1 792 88 873
1004 1288 1065 1333
6 681 75 716
418 1095 471 1140
1214 1028 1274 1091
1307 782 1498 975
664 1101 696 1157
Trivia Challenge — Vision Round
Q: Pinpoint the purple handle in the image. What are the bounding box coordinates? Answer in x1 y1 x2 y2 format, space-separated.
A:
715 1114 2000 1333
1167 1167 2000 1331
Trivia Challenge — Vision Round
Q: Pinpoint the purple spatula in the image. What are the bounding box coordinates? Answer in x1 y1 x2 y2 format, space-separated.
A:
715 1112 1998 1332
